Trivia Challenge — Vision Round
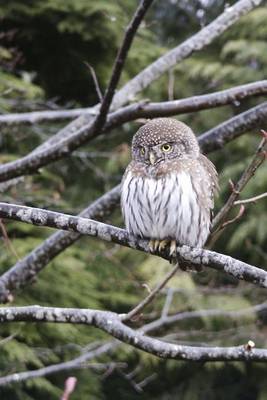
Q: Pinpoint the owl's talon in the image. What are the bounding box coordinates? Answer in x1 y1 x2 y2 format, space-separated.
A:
154 240 160 251
149 239 159 253
169 240 177 258
159 240 168 252
148 240 154 253
149 239 166 253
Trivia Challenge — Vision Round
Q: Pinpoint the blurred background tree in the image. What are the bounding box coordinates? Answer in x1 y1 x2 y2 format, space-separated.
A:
0 0 266 398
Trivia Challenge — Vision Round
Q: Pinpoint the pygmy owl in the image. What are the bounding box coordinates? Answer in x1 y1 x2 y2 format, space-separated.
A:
121 118 218 256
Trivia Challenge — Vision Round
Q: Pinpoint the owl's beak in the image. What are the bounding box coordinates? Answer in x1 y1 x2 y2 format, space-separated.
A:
149 151 156 165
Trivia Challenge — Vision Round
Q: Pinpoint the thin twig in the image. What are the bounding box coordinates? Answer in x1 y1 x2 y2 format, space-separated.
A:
137 373 157 389
117 369 144 393
84 62 103 102
208 134 266 247
234 192 267 205
220 205 245 230
121 263 180 322
211 135 267 233
161 288 174 319
168 69 175 101
0 218 20 261
0 340 118 386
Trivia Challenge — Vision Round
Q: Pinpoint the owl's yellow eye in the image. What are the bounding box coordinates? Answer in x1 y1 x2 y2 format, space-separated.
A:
161 144 172 152
140 147 145 155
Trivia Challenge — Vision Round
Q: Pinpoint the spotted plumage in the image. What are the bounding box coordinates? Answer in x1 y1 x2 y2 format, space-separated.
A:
121 118 218 249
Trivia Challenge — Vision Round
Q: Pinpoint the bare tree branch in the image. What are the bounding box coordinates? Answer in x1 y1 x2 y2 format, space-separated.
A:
1 300 266 386
0 305 266 363
0 96 266 185
199 102 267 153
0 107 97 127
111 0 263 109
0 340 119 386
142 301 267 333
0 202 266 288
1 80 266 127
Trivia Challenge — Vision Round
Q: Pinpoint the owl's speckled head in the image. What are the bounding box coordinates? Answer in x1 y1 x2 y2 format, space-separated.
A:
132 118 199 165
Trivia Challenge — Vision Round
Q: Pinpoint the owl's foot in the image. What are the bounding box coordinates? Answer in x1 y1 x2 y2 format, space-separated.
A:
148 239 169 253
169 240 177 264
159 239 169 252
148 239 160 253
148 239 177 260
169 240 177 258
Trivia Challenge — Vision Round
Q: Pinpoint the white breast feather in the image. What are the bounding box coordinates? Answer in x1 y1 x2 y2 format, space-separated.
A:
121 171 210 247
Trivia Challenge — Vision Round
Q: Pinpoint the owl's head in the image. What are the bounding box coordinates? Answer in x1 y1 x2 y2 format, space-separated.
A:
131 118 200 165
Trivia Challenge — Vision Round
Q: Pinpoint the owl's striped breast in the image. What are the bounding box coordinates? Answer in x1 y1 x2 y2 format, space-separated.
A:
121 170 210 247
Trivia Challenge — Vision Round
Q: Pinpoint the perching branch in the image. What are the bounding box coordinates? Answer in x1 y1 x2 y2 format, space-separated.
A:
1 80 266 127
0 202 266 288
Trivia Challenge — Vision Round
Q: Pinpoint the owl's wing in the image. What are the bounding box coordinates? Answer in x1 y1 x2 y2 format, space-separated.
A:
120 161 137 219
120 163 131 219
197 154 219 213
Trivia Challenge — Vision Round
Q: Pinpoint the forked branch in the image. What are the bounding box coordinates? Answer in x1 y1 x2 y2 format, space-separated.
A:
0 305 266 364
